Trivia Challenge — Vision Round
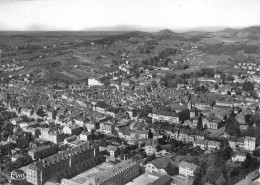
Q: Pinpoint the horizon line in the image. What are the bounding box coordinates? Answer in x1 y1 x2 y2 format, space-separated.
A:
0 25 258 33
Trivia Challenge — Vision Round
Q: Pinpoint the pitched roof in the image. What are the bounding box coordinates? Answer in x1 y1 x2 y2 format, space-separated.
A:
149 175 172 185
179 160 198 171
234 178 252 185
28 142 90 171
95 160 139 184
106 145 118 152
208 140 220 147
149 156 176 170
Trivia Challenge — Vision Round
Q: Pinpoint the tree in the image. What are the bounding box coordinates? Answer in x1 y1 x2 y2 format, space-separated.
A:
242 81 254 92
252 111 260 126
197 116 203 130
244 114 252 125
227 90 231 95
242 153 258 170
156 144 162 152
4 161 14 172
222 146 233 160
165 162 178 176
203 124 208 130
16 158 24 167
216 175 227 185
253 148 260 157
151 81 157 89
103 79 111 86
178 109 190 122
205 165 223 184
235 89 242 95
23 155 32 164
225 119 240 137
143 153 156 164
148 130 153 140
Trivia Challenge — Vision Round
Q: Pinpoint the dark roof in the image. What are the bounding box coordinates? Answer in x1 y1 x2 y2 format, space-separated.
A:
28 142 90 171
149 156 176 170
149 175 172 185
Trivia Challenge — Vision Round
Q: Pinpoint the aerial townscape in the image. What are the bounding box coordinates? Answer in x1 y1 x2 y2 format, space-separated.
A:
1 27 260 185
2 16 260 185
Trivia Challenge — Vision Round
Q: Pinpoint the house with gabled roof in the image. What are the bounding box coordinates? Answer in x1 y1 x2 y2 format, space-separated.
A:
207 140 221 151
146 156 177 176
244 136 256 151
145 139 159 155
178 128 190 142
106 145 120 158
202 115 222 130
150 109 179 124
100 121 116 135
179 160 199 177
193 139 208 150
74 116 88 127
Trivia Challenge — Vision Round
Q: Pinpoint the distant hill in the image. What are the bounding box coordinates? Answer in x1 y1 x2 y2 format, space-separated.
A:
157 29 177 36
242 26 260 33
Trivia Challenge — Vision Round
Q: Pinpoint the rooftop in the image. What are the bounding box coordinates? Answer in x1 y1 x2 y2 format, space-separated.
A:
95 160 139 183
68 162 113 182
179 161 198 171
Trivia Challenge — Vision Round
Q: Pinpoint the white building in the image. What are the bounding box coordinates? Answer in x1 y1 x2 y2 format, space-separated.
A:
149 111 179 124
88 78 104 86
179 161 198 177
244 136 256 151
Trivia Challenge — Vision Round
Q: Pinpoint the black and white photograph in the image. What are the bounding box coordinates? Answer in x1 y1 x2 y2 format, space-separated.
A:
0 0 260 185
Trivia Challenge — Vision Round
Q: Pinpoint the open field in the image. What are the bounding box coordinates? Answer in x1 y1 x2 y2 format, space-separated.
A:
0 27 260 81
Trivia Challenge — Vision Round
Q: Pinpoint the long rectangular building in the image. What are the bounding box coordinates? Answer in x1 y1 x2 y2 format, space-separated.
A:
86 160 140 185
27 142 98 185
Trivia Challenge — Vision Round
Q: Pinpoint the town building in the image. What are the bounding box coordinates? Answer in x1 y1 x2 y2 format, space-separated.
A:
39 128 65 144
86 160 140 185
179 160 199 177
99 122 116 135
0 141 15 156
63 125 82 136
145 140 158 155
150 110 179 124
28 144 59 160
207 140 221 151
8 131 32 149
193 139 208 150
244 136 256 151
27 143 98 185
146 156 176 176
88 78 104 86
79 131 93 141
202 115 222 130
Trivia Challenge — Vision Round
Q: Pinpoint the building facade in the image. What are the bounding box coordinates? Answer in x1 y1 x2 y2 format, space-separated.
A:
39 128 65 144
99 122 115 135
28 144 59 160
150 111 179 124
0 141 15 156
27 143 98 185
244 136 256 151
86 160 140 185
179 161 198 177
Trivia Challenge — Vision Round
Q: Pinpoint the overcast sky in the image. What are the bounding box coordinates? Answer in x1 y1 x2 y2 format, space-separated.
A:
0 0 259 31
